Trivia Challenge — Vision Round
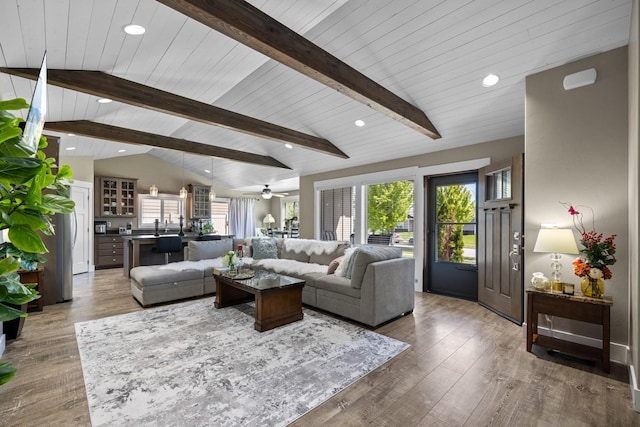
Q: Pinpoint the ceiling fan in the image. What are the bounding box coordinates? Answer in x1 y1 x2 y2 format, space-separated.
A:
245 185 288 199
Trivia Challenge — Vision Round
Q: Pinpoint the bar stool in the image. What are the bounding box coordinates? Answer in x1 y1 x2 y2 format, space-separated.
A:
155 236 183 264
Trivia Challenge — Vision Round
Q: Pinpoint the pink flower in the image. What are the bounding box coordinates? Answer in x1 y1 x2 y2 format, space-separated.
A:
568 206 580 215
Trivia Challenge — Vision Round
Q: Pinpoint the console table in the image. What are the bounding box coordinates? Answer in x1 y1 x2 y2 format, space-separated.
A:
526 287 612 373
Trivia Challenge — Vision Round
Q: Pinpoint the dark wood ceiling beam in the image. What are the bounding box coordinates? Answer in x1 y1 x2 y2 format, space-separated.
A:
0 67 348 159
44 120 291 169
156 0 441 139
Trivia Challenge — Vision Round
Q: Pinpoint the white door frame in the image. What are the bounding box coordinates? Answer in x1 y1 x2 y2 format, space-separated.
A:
69 180 94 273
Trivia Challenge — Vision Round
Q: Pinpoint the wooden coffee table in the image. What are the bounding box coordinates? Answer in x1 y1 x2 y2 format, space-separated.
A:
214 269 305 332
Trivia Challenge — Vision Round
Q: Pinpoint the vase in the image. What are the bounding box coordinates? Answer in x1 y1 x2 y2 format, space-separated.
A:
531 272 550 291
581 276 605 298
228 263 237 277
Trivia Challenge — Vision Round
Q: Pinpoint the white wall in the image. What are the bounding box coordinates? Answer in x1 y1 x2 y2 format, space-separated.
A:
525 47 629 352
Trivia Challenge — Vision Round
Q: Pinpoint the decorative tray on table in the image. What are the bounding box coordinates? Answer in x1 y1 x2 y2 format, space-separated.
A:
224 270 255 280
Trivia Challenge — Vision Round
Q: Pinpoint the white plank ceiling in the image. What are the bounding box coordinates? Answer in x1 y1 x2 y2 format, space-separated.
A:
0 0 633 194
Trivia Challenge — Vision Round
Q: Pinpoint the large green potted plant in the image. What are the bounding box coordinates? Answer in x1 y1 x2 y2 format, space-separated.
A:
0 98 74 385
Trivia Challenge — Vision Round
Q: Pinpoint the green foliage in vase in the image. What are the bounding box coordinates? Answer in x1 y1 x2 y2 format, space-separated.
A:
0 98 75 385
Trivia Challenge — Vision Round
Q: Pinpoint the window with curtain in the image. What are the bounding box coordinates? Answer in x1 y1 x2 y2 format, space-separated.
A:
139 194 185 229
211 200 229 234
228 198 256 239
320 187 354 241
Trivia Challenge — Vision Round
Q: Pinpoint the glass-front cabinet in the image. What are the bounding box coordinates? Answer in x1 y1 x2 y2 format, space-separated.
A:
188 184 211 219
96 176 138 217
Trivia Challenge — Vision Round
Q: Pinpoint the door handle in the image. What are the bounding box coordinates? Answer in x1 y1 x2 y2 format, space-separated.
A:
509 244 520 271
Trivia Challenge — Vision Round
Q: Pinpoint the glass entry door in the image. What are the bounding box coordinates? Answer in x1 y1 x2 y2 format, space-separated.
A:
425 173 478 300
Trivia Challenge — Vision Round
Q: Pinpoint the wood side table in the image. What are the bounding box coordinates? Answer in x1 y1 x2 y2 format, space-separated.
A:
526 287 612 373
18 268 44 312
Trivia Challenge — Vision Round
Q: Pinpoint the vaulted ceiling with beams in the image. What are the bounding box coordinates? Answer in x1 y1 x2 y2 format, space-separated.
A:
0 0 633 194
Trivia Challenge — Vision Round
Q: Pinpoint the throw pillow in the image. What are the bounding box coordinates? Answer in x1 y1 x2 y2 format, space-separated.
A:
335 247 355 277
327 256 343 275
251 237 278 260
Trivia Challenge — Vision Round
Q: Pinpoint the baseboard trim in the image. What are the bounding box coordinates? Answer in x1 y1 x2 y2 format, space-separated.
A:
629 364 640 412
521 322 628 365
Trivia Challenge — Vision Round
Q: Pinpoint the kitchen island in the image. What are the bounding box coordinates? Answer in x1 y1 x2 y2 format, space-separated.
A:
121 234 233 278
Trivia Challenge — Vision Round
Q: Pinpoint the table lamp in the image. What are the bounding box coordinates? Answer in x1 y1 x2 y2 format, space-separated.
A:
533 227 579 292
263 214 275 230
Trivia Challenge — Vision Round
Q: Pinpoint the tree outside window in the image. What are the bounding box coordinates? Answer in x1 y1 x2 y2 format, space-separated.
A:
367 180 413 236
436 184 475 263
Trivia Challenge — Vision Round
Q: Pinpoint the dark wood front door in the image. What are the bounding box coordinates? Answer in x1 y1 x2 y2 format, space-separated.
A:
477 155 524 324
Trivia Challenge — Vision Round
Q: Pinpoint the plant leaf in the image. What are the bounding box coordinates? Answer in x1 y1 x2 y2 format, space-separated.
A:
0 360 18 385
7 224 47 254
0 98 29 111
41 194 75 214
0 303 27 322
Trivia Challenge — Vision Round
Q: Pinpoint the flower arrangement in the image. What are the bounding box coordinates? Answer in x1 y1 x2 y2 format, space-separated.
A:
222 250 239 268
561 202 617 280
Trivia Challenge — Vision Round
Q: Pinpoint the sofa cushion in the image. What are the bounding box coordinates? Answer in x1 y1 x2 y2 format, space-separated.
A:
281 246 310 263
347 246 402 289
251 259 327 277
309 241 350 265
251 237 278 259
314 274 361 299
131 266 203 287
187 239 232 261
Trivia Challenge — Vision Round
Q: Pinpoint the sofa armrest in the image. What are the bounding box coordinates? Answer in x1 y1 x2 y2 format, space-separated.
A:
359 257 415 327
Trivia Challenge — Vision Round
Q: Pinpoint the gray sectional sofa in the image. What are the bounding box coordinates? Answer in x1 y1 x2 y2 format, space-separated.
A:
130 237 415 327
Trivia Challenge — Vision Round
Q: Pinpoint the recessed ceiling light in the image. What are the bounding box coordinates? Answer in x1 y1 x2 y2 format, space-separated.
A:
204 169 211 174
67 133 75 136
284 143 293 149
118 149 126 153
97 98 112 104
354 119 365 127
65 147 76 151
123 24 146 35
482 74 500 87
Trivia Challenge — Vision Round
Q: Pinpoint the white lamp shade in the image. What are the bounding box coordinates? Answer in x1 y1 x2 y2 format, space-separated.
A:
533 228 579 254
263 214 275 224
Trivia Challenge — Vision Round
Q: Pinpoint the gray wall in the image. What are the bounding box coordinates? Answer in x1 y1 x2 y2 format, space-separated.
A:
525 47 629 347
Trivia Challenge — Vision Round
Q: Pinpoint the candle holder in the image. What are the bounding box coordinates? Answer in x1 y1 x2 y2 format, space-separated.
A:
179 215 185 236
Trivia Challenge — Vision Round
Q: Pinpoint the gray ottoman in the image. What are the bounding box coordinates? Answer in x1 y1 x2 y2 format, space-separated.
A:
130 266 204 307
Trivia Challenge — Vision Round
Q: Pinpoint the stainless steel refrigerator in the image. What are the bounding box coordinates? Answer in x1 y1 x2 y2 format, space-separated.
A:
55 209 74 302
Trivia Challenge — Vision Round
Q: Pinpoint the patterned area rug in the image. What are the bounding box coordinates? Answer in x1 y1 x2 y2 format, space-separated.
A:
75 298 409 426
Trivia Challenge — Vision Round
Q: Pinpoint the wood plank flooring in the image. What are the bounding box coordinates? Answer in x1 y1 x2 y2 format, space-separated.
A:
0 269 638 426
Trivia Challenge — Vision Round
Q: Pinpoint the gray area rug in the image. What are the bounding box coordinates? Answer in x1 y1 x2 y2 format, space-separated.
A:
75 297 409 426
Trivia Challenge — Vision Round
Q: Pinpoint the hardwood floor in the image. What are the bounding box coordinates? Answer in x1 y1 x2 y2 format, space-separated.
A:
1 269 637 426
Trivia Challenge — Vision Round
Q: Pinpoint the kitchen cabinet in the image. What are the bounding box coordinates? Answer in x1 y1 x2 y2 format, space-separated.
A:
95 235 124 269
188 184 211 219
96 176 137 217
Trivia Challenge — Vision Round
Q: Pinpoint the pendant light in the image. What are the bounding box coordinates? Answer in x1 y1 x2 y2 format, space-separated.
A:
209 158 216 201
179 153 188 199
149 184 158 197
